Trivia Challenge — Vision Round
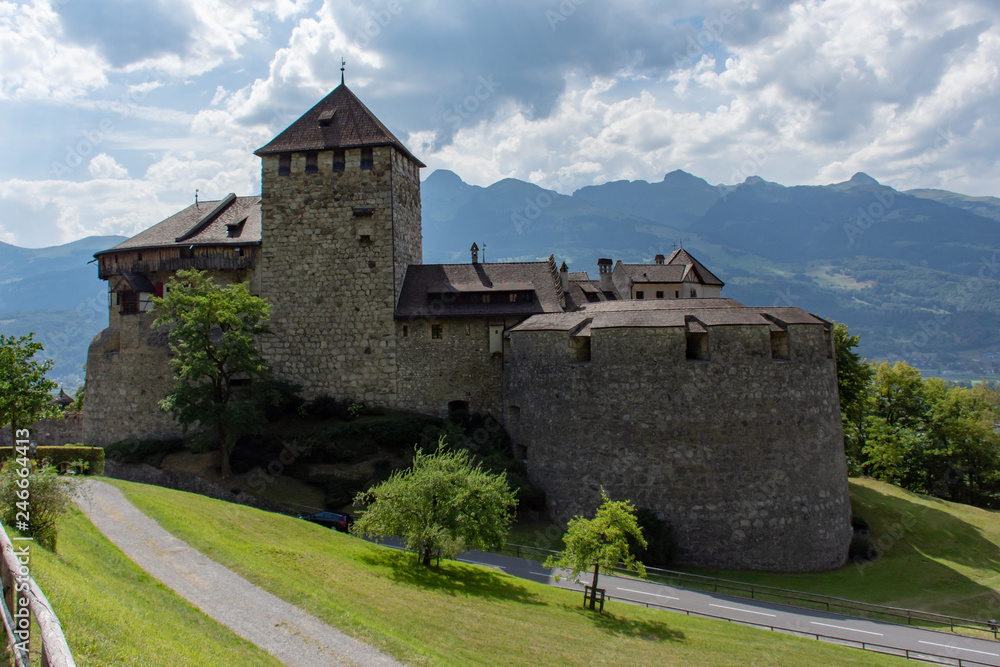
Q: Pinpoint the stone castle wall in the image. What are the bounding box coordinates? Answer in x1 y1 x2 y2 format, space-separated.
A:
503 322 852 571
258 146 420 403
81 313 183 447
396 316 518 417
0 412 84 447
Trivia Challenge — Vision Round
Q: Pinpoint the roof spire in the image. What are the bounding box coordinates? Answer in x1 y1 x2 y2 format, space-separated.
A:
340 58 346 85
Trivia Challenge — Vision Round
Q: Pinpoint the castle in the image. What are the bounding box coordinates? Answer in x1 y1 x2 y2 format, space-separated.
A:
80 80 852 572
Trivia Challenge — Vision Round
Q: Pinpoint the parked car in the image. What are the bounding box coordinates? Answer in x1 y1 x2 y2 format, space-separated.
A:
297 511 354 533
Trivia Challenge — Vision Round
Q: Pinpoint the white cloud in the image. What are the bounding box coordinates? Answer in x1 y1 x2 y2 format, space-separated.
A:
0 1 108 101
88 154 129 180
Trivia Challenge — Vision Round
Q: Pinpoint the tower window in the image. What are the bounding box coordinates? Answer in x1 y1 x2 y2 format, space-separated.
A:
333 149 345 172
771 331 790 360
361 147 374 170
686 331 709 361
635 290 644 299
675 290 680 298
569 336 591 363
402 325 408 337
431 323 443 340
305 152 318 173
690 288 697 298
656 291 664 299
278 154 291 176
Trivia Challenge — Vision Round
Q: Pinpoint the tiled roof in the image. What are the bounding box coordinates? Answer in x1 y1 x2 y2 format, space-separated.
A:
508 298 826 332
396 262 564 318
254 83 425 167
619 264 687 283
96 196 261 255
563 280 619 310
617 248 724 287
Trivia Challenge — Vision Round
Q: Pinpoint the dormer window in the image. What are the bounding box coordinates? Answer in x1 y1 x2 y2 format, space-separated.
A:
361 147 374 170
227 218 247 238
278 154 291 176
305 152 318 174
333 149 345 172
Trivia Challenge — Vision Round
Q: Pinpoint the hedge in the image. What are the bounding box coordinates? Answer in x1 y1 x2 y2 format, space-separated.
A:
0 446 105 476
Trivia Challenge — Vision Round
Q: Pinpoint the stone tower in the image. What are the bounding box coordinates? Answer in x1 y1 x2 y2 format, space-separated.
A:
254 80 424 402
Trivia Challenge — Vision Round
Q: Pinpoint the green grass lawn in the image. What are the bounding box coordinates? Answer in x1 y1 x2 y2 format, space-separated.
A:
26 507 283 666
689 478 1000 623
108 478 907 666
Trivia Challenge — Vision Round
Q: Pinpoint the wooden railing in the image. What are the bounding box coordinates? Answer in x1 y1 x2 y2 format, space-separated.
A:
0 524 74 667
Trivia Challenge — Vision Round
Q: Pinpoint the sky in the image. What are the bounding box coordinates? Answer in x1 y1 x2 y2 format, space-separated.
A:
1 0 999 248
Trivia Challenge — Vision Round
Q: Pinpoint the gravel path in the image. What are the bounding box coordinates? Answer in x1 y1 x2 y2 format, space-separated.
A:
74 480 403 667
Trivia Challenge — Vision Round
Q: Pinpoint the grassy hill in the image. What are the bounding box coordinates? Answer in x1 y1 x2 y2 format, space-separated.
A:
27 478 908 666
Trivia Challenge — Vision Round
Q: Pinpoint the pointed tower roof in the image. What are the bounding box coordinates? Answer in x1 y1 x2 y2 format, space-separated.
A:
254 83 425 167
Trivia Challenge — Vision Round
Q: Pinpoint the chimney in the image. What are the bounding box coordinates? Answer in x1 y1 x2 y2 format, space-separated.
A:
559 261 570 292
598 258 614 292
471 242 479 264
654 254 665 265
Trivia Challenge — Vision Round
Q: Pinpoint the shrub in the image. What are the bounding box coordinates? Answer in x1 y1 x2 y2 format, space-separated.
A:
0 446 105 476
848 534 880 562
104 438 185 465
254 379 304 422
0 460 75 550
303 395 347 421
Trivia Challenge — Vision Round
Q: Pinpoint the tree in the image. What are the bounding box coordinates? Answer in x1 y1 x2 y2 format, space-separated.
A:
152 269 273 478
831 321 874 469
544 489 647 610
0 461 74 550
0 333 59 445
352 439 517 567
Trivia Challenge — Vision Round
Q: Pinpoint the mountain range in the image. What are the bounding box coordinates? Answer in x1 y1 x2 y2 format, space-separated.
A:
3 170 998 391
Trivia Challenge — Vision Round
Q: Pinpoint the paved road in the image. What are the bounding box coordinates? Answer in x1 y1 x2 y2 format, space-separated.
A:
76 480 401 667
454 549 1000 666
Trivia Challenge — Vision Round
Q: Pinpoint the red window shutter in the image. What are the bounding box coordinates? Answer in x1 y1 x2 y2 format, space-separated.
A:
154 282 164 298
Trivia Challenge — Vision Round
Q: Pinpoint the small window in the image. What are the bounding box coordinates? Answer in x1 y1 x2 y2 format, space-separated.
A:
508 293 518 303
675 290 680 298
686 331 709 361
136 252 143 261
635 290 644 299
690 288 697 298
154 282 164 298
431 323 443 340
305 152 318 173
180 247 193 259
238 247 245 256
119 291 139 315
569 336 591 363
771 331 790 360
656 291 664 299
509 405 521 422
278 154 291 176
515 443 527 462
360 147 374 170
402 325 408 338
481 294 491 304
333 149 345 172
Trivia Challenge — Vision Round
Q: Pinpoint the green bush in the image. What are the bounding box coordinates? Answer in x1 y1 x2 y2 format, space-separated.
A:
302 415 444 464
0 460 75 550
848 534 880 562
0 446 105 476
104 438 185 465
